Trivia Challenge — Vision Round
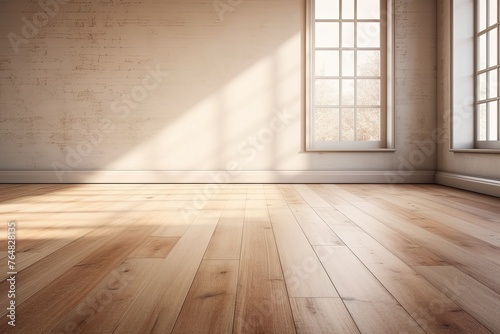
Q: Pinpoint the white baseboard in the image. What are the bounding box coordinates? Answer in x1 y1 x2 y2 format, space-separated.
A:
435 171 500 197
0 170 435 184
4 170 499 197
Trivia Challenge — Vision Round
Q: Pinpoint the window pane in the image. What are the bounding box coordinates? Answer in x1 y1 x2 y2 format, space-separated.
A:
315 51 340 76
315 79 340 105
488 28 498 68
479 104 487 140
357 0 380 19
357 108 381 141
357 79 380 105
488 69 498 99
315 22 340 47
357 50 380 76
342 22 355 47
479 0 487 31
315 108 340 141
341 108 355 141
310 0 387 148
479 72 487 101
315 0 340 19
342 0 354 19
490 0 498 26
357 22 380 48
479 33 487 71
342 50 355 76
488 101 499 140
342 79 355 105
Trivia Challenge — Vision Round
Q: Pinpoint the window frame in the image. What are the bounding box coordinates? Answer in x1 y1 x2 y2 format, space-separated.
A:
474 0 500 149
305 0 395 151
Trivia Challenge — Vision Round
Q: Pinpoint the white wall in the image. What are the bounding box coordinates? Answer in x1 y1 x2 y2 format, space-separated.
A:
437 0 500 186
0 0 437 183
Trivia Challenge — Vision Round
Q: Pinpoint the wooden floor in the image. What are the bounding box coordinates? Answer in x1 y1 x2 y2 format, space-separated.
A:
0 184 499 333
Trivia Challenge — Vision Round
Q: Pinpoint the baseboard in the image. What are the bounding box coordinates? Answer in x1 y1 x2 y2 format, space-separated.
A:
0 170 435 184
435 171 500 197
4 170 498 197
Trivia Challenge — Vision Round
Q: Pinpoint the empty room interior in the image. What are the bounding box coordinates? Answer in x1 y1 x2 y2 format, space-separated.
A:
1 0 500 333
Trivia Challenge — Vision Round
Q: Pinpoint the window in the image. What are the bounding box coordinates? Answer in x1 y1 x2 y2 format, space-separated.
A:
306 0 394 151
475 0 500 148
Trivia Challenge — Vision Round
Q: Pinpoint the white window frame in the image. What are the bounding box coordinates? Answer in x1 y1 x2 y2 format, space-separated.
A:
306 0 395 151
474 0 500 149
451 0 476 151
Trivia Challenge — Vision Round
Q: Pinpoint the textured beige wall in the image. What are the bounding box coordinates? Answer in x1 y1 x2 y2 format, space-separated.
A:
437 0 500 179
0 0 436 178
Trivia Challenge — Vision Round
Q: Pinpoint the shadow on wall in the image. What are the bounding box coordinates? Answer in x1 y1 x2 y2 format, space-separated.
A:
0 0 303 180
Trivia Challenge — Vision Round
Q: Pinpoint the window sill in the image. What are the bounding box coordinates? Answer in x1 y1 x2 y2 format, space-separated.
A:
306 148 397 153
450 149 500 154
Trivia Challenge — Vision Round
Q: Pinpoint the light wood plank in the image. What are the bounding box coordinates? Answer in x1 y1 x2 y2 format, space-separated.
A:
112 210 221 334
399 189 500 233
278 185 307 205
151 210 192 237
172 260 239 334
293 184 332 208
290 298 360 334
322 184 366 203
415 266 500 334
350 201 500 293
308 184 350 206
128 236 179 258
266 199 288 207
407 215 500 267
0 184 496 334
324 221 492 333
268 206 339 297
244 200 269 221
0 212 150 315
49 258 162 333
373 189 500 243
289 204 344 246
420 191 500 221
0 221 157 333
423 184 500 210
315 246 425 334
317 205 447 267
204 209 244 260
414 209 500 247
202 200 227 210
345 300 424 334
233 204 296 334
265 193 285 200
